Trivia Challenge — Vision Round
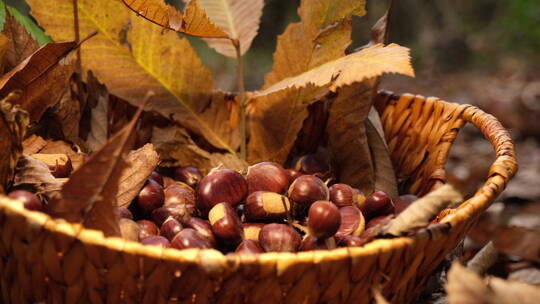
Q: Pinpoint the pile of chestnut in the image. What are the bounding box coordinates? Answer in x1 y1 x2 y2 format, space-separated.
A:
7 155 418 253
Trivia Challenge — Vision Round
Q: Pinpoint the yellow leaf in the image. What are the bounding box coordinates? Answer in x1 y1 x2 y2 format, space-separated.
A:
247 0 366 164
254 43 415 98
28 0 239 153
199 0 264 57
121 0 228 38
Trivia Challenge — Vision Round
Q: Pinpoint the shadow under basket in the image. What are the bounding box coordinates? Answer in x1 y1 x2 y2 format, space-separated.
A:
0 91 518 304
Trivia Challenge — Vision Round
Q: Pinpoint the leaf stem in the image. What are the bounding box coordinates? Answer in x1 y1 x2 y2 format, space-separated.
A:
233 39 247 160
72 0 84 102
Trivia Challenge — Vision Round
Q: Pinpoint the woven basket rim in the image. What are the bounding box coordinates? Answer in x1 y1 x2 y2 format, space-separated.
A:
0 92 517 266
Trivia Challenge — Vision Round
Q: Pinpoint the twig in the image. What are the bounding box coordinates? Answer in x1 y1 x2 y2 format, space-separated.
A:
467 241 499 275
233 39 247 160
72 0 84 103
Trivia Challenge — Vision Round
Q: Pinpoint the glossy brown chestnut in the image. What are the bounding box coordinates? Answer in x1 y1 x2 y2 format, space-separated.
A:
235 240 264 254
393 194 418 214
287 175 329 206
8 190 44 211
365 215 393 230
163 176 176 188
164 183 196 206
242 223 265 241
244 191 291 221
196 169 248 215
136 220 159 240
329 184 355 207
151 204 193 226
299 235 329 251
259 223 301 252
174 166 202 187
246 162 289 194
284 169 303 183
307 200 341 239
31 153 73 178
184 217 217 247
136 179 164 214
294 154 329 176
117 207 133 220
335 206 365 240
338 235 366 247
141 235 171 248
361 190 395 220
149 171 164 186
171 228 213 249
160 218 183 241
208 203 244 245
119 219 140 241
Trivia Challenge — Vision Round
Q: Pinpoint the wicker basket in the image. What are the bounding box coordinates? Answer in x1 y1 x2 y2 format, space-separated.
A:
0 91 517 304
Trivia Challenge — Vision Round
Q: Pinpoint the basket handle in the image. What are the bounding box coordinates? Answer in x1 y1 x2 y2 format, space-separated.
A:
446 105 518 224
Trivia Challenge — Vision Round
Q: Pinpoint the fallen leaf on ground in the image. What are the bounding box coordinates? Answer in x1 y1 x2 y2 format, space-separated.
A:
0 92 29 192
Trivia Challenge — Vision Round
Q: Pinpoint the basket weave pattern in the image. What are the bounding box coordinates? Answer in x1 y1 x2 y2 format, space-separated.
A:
0 91 517 303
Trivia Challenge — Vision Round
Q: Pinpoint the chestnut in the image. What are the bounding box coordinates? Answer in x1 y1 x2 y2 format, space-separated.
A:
119 218 140 241
393 194 418 214
361 190 394 220
163 176 176 188
208 202 244 245
259 223 301 252
235 240 264 254
136 220 159 240
30 153 72 178
149 171 164 186
329 184 355 207
184 217 217 247
242 223 265 241
160 218 183 241
151 204 193 226
338 235 366 247
174 166 202 187
284 169 303 183
365 215 393 230
307 201 341 239
244 191 291 221
294 154 329 176
335 206 365 240
352 188 366 209
196 169 248 216
246 162 289 194
141 235 170 248
117 207 133 220
300 235 329 251
7 190 44 211
136 179 164 214
171 228 213 249
287 175 329 206
164 183 196 206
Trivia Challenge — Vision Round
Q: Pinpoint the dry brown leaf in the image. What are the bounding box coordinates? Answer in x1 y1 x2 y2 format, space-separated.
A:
446 262 540 304
247 0 366 163
366 109 398 197
41 82 82 143
327 83 374 193
29 0 239 153
13 155 63 194
49 98 150 236
22 134 47 155
85 73 109 152
152 124 248 174
40 140 84 171
116 143 159 208
0 34 8 72
1 10 40 72
384 185 462 236
200 0 264 57
493 226 540 262
255 43 414 98
0 92 29 192
508 268 540 285
122 0 228 38
0 41 77 122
